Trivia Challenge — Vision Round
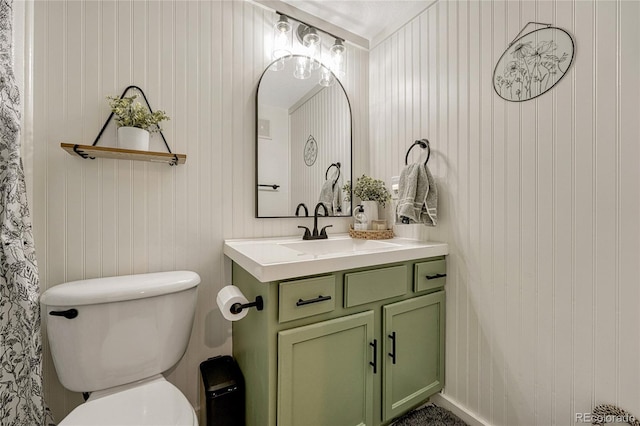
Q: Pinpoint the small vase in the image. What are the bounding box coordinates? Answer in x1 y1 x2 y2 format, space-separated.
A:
360 200 379 230
117 127 150 151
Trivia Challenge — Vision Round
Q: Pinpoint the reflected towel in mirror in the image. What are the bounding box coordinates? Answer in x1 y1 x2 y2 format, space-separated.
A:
318 168 342 215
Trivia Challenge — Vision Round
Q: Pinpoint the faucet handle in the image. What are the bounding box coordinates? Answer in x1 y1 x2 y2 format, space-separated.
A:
320 225 333 237
297 226 312 239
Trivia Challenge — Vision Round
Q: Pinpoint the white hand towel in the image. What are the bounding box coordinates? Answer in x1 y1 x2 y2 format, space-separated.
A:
396 163 437 226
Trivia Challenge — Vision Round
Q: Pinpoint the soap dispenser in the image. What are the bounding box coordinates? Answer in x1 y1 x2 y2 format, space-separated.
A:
354 205 368 231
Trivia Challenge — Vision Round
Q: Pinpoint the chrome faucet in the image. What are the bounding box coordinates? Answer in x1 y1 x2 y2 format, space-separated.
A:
298 202 333 240
295 203 309 217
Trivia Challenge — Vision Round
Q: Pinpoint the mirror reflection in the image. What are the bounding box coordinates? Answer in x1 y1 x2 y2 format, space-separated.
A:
256 55 352 218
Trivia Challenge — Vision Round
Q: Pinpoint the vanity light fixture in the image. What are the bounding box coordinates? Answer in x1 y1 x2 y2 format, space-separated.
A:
271 13 347 86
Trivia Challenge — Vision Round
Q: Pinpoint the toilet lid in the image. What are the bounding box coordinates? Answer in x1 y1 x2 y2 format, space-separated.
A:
59 379 197 426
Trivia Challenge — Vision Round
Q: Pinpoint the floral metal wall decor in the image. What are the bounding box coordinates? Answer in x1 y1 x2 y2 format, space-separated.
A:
493 23 575 102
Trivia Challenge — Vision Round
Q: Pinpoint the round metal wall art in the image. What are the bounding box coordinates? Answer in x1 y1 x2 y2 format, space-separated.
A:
304 135 318 166
493 26 575 102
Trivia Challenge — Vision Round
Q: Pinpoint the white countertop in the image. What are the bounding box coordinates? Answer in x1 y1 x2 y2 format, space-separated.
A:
224 233 449 282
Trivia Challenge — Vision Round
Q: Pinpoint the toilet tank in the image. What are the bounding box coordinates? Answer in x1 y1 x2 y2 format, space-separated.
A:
40 271 200 393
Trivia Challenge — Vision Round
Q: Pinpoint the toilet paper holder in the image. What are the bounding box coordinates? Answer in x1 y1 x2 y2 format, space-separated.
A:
229 295 264 315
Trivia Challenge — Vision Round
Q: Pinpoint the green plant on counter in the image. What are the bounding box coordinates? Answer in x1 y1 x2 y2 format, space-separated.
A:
107 94 169 132
342 180 352 202
343 174 391 208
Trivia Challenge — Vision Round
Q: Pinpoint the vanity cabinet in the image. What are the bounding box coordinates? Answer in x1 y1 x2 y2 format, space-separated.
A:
230 256 446 426
382 292 445 422
278 311 374 426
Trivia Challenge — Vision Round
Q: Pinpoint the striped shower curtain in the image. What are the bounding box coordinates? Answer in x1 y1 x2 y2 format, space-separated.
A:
0 1 51 424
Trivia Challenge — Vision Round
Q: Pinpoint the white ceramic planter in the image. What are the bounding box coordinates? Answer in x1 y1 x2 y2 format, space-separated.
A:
360 200 379 230
117 127 150 151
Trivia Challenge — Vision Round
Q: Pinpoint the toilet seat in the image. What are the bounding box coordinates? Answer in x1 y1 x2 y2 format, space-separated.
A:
59 376 197 426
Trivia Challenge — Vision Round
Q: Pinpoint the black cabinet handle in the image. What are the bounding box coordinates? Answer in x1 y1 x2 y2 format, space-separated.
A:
369 339 378 374
426 273 447 280
388 331 396 364
296 295 332 306
49 308 78 319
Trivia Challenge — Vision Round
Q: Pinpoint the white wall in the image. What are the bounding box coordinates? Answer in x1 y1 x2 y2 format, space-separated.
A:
258 104 290 216
370 0 640 425
29 0 368 420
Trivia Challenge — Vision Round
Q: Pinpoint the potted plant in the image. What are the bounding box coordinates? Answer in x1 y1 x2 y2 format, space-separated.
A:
107 94 169 151
343 175 391 225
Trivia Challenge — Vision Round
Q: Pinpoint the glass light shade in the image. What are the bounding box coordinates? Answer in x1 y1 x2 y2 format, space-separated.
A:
330 39 346 79
272 15 292 60
318 67 335 87
270 57 286 71
293 56 311 80
302 28 321 46
307 41 322 70
275 15 291 33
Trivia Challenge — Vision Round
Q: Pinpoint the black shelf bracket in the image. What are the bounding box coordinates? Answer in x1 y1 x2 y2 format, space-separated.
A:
73 144 94 160
78 85 177 165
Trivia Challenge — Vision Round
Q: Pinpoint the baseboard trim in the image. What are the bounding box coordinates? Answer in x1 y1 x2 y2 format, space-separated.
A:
430 393 492 426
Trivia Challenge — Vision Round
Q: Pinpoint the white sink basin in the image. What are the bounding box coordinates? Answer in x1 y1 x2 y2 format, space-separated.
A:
279 238 401 256
224 234 448 282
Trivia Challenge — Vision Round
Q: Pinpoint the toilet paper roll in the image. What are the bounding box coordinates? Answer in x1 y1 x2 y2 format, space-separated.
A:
216 285 250 321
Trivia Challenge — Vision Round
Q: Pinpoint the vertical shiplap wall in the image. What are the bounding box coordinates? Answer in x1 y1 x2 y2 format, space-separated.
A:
290 83 351 214
30 0 368 420
370 0 640 424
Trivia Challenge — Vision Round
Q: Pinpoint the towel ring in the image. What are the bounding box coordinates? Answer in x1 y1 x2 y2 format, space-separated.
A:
325 162 341 180
405 139 431 166
325 162 341 191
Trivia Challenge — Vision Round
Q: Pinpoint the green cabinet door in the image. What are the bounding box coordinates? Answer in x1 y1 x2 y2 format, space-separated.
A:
278 311 375 426
382 291 445 422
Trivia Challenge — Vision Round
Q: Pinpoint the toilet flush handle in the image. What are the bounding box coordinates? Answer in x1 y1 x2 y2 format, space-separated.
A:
49 308 78 319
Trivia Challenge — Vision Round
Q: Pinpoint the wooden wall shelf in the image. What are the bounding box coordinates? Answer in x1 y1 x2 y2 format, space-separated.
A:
61 143 186 166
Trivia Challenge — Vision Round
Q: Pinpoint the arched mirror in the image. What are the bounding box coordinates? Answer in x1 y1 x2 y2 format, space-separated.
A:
256 55 352 218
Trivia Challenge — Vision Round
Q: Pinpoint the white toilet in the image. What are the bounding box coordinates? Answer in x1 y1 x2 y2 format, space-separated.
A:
40 271 201 426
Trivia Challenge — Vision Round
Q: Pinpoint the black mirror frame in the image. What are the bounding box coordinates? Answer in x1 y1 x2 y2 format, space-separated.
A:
255 55 353 219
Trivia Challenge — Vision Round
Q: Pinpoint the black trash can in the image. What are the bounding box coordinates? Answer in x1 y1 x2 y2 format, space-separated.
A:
200 355 245 426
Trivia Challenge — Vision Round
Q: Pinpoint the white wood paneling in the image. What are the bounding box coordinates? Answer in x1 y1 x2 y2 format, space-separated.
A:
29 0 368 420
370 0 640 424
290 83 351 215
